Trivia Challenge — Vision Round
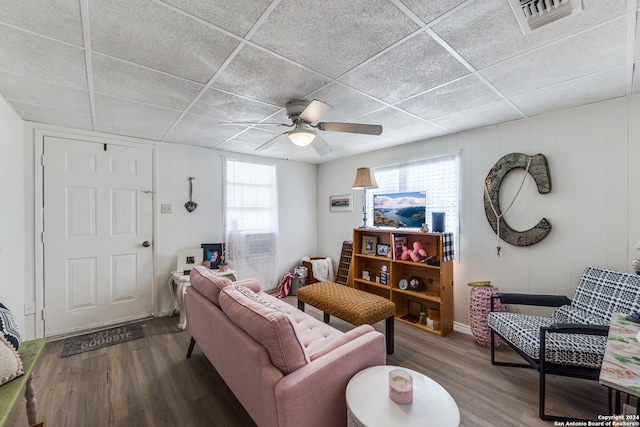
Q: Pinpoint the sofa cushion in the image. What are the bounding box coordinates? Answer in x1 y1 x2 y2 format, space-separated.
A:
189 266 232 307
219 285 309 375
0 303 21 351
307 325 374 361
0 335 23 386
189 266 261 307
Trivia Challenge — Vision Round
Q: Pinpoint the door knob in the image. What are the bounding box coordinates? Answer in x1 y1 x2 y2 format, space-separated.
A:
142 241 151 247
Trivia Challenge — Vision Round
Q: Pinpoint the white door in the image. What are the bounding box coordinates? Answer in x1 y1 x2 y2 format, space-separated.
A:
43 136 154 336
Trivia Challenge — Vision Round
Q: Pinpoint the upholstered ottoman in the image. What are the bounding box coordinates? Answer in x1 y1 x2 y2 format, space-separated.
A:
297 281 396 354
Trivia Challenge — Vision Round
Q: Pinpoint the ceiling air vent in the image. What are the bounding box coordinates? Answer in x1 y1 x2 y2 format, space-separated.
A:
508 0 583 34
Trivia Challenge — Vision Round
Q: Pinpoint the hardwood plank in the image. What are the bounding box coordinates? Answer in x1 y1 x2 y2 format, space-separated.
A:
7 299 611 426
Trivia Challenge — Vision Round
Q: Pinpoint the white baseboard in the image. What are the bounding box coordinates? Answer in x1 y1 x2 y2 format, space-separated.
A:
453 321 472 336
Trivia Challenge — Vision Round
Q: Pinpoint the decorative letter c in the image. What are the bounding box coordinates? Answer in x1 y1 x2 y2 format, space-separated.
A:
484 153 551 247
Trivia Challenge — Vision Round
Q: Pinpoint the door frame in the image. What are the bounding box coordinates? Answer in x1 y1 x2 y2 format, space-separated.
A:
33 128 158 338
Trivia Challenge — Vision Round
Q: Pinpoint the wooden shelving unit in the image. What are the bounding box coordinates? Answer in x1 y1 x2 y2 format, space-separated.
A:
351 229 454 336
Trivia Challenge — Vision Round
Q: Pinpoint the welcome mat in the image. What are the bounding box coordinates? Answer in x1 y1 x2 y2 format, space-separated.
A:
60 322 145 358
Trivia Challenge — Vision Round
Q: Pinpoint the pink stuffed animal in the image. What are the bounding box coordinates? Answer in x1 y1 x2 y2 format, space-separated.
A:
400 241 427 262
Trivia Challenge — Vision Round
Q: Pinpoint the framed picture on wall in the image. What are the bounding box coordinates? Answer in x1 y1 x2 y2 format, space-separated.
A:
330 194 352 212
176 248 203 275
201 243 225 269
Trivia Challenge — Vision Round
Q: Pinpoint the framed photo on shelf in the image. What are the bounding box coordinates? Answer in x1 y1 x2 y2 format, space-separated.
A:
201 243 225 269
361 235 378 255
329 194 352 212
176 248 203 275
393 235 407 260
376 243 390 257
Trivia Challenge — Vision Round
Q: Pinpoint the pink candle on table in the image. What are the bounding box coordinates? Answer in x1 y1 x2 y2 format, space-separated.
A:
389 369 413 404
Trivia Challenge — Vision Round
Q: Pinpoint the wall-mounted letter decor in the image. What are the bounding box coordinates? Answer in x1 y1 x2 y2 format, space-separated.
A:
484 153 551 255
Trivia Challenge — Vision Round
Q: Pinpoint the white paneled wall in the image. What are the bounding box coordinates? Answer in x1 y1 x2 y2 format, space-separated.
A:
318 95 640 329
156 145 318 308
0 97 25 335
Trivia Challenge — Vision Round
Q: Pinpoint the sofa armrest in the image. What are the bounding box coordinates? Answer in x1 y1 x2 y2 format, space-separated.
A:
543 323 609 336
491 292 571 310
274 330 386 427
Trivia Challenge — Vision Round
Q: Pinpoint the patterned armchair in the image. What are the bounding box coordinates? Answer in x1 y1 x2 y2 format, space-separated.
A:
488 266 640 420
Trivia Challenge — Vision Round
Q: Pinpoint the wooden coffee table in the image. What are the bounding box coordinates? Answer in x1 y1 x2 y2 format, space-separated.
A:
346 365 460 427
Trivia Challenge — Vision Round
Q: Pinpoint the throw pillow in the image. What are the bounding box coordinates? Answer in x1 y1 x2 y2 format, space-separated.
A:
0 335 24 386
0 303 21 351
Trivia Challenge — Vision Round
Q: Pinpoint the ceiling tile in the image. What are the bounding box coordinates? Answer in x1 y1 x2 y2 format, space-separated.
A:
481 18 627 98
0 24 87 87
164 113 247 147
93 94 181 141
0 71 90 115
303 83 387 122
432 0 627 70
339 31 470 104
399 0 467 25
89 0 240 84
432 100 523 133
189 88 280 122
92 54 204 111
396 74 501 120
511 67 628 116
10 100 93 130
0 0 84 46
212 44 330 106
160 0 272 37
250 0 419 78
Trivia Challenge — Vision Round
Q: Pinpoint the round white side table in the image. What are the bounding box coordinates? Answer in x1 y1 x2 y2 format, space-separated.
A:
346 365 460 427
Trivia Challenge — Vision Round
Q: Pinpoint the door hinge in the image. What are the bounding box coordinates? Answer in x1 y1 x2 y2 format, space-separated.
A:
41 154 45 166
41 231 45 243
41 308 45 320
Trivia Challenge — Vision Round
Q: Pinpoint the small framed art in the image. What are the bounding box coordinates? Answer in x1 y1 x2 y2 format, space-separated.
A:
201 243 225 269
361 235 378 255
330 194 352 212
176 248 203 275
376 243 390 257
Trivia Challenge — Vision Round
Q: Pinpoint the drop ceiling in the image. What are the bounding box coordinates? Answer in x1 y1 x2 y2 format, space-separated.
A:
0 0 637 164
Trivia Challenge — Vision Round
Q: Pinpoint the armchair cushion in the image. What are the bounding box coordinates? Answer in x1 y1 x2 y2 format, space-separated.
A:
488 312 606 368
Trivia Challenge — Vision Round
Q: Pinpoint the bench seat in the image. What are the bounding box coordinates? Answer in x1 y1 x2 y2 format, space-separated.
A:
297 281 396 354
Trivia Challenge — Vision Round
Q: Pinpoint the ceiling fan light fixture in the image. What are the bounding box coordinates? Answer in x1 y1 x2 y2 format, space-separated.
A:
288 129 316 146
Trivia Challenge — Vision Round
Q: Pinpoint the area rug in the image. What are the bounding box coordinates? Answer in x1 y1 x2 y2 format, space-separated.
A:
60 322 145 358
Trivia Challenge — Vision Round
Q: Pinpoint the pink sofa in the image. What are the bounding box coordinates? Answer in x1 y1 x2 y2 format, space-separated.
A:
184 266 386 427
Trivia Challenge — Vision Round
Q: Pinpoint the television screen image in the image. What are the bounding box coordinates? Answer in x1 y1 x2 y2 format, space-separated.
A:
373 191 426 228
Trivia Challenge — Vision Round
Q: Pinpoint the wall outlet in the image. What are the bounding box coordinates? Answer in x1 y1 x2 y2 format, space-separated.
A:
161 203 172 214
24 301 35 315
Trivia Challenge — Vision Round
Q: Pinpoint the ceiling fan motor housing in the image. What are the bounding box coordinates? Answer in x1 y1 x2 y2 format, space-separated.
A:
285 100 310 121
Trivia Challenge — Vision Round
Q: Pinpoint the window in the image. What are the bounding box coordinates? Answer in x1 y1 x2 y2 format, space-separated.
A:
224 158 278 289
369 155 459 235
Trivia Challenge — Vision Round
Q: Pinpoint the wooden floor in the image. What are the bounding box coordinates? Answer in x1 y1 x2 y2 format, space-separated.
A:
7 296 610 427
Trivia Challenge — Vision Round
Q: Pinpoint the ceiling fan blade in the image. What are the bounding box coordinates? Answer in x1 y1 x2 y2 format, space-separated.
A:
310 134 332 156
299 100 333 123
220 121 290 127
255 132 287 152
317 122 383 135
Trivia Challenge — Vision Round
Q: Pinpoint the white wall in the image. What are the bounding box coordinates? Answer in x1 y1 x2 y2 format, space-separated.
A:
0 96 25 335
317 95 640 329
156 143 318 311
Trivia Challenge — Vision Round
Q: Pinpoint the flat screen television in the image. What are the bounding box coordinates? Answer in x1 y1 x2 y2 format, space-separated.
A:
373 191 426 228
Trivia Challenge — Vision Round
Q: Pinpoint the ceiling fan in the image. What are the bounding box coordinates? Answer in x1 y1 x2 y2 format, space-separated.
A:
220 99 383 156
